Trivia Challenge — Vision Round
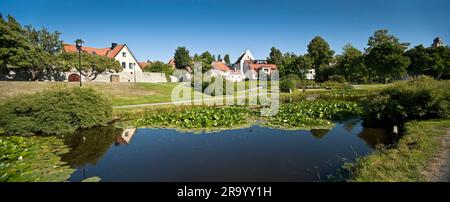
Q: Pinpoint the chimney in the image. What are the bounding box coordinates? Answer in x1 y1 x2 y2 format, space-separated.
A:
111 43 118 50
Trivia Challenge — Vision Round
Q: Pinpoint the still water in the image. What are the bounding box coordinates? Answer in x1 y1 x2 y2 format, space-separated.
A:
62 119 389 182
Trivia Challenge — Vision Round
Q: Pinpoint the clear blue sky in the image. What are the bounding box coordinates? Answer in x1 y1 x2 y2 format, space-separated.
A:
1 0 449 62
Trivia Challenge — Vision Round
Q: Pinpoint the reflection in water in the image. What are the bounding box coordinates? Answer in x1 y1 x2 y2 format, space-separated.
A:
65 121 389 182
61 126 123 167
341 119 359 133
357 127 391 148
311 129 330 139
115 128 137 145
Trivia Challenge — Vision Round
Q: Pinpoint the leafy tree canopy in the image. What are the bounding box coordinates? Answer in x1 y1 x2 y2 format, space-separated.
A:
174 47 191 69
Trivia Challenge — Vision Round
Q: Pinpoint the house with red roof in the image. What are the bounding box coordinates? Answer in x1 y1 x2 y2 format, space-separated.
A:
62 42 170 83
232 49 278 80
63 43 143 73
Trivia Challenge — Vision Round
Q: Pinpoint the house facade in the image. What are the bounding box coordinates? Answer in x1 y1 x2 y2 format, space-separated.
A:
63 43 143 73
63 43 167 83
306 69 316 80
232 49 278 80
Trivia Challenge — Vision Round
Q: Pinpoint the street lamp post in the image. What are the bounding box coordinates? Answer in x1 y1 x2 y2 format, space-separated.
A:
75 39 84 87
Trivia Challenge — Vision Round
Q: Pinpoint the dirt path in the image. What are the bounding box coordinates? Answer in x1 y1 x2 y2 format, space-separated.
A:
422 129 450 182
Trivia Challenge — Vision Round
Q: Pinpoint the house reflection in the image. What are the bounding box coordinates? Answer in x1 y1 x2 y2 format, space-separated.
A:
115 128 137 146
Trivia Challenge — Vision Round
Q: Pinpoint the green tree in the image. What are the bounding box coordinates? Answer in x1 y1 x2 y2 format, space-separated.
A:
279 52 298 77
23 25 64 80
364 29 410 83
58 52 122 81
0 15 34 70
365 42 410 83
307 36 335 82
405 45 431 77
224 54 231 64
336 44 366 82
144 61 172 72
217 54 222 61
174 47 191 69
24 25 63 55
267 47 283 66
0 15 64 80
193 51 214 72
366 29 409 52
295 55 313 79
427 46 450 79
143 60 174 81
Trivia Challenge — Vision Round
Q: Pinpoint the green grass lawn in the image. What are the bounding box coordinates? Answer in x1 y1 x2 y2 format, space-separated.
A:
348 119 450 182
0 81 198 106
0 81 393 108
351 83 392 90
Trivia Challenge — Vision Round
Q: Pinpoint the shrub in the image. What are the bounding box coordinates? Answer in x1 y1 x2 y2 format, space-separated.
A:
363 76 449 126
191 76 235 96
328 75 347 83
322 81 352 90
0 87 112 135
280 78 297 93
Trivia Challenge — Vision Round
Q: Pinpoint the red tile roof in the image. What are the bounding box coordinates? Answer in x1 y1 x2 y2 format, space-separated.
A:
63 44 125 59
211 62 231 71
243 60 277 71
249 63 277 70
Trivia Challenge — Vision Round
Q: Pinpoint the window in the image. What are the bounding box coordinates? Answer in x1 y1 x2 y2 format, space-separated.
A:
129 63 133 69
122 52 126 57
122 62 126 69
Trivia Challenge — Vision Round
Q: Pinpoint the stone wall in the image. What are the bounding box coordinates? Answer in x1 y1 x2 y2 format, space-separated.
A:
65 71 168 83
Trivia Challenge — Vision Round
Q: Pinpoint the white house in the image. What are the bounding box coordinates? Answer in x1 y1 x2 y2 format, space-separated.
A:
233 49 255 75
63 43 143 73
306 69 316 80
63 43 168 83
232 49 278 80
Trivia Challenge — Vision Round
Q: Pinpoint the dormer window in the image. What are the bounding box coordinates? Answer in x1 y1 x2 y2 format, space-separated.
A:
122 52 126 57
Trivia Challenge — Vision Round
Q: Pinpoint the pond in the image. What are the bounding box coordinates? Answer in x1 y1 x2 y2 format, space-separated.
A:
62 119 390 182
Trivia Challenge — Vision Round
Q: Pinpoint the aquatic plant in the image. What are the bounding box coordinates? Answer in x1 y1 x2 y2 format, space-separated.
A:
0 136 74 182
268 100 363 128
135 106 252 129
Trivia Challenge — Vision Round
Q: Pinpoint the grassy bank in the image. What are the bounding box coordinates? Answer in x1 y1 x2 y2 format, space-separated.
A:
0 81 186 106
347 119 450 182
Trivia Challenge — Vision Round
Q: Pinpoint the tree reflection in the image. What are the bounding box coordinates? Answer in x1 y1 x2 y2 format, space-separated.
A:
341 118 360 133
357 127 390 149
310 129 330 139
61 126 123 167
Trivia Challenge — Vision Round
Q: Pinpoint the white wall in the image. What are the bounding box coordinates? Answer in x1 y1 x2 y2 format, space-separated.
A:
65 71 167 83
114 45 143 73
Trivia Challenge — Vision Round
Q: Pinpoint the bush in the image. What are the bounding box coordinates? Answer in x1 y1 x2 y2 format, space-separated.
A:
363 76 449 126
328 75 347 83
280 78 298 93
322 81 352 90
0 87 112 135
191 76 235 96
